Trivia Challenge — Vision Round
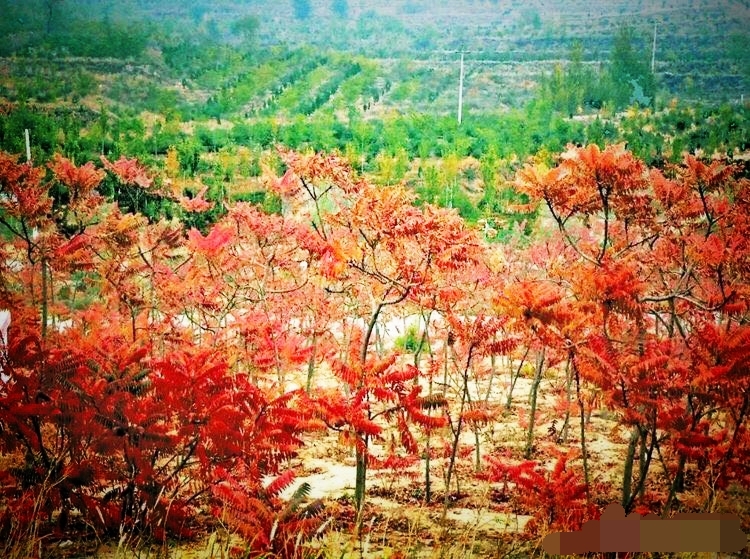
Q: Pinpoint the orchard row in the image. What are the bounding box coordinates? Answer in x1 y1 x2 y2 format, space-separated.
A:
0 144 748 555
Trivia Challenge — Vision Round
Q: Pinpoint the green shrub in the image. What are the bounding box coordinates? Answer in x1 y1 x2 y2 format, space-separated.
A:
394 324 421 353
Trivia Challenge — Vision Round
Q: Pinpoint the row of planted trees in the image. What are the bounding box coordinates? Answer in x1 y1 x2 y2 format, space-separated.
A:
510 146 750 524
0 143 748 556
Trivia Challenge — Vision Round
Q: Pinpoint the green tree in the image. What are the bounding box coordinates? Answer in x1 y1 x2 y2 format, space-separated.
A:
519 8 542 31
176 138 201 177
566 40 591 111
608 26 655 109
231 15 259 46
332 0 349 18
292 0 312 20
479 146 498 211
536 40 603 115
727 32 750 90
45 0 63 35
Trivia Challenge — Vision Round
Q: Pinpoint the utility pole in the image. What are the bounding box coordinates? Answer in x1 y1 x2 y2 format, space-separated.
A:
651 22 657 73
24 129 31 162
457 52 464 125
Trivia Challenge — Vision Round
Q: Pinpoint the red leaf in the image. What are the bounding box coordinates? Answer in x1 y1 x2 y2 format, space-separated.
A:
264 470 296 498
101 155 153 188
179 186 214 213
187 224 234 253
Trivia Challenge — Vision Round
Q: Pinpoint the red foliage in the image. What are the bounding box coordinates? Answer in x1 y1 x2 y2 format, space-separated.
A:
0 152 51 226
178 186 214 212
187 223 235 253
49 154 105 206
516 143 750 515
100 155 153 188
3 142 749 553
483 451 598 537
0 149 321 549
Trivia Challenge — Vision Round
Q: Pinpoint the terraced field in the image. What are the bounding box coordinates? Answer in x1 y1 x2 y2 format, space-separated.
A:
1 0 747 121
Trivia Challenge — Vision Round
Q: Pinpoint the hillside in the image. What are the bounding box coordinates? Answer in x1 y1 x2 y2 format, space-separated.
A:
1 0 748 116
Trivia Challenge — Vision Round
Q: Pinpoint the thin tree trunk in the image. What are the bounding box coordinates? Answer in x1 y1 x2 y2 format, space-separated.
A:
573 358 590 499
441 344 475 525
41 258 48 339
662 454 686 517
506 347 530 410
622 426 640 509
354 303 384 517
442 338 449 395
130 307 137 343
374 323 384 357
463 387 482 472
425 390 432 504
485 335 498 403
413 311 431 368
48 263 54 331
474 428 481 472
420 315 434 504
524 349 545 459
638 429 647 498
305 332 317 393
355 438 368 521
560 356 573 443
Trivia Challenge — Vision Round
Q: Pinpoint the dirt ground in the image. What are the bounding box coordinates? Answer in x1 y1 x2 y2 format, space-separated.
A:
33 351 750 558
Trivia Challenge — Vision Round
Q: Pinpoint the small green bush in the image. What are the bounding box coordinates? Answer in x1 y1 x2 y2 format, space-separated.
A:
394 324 421 353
